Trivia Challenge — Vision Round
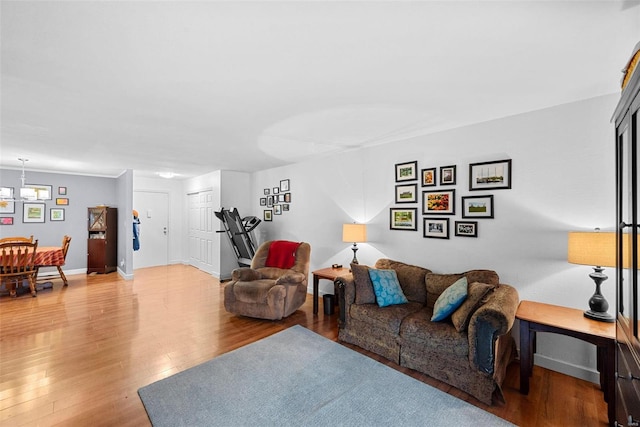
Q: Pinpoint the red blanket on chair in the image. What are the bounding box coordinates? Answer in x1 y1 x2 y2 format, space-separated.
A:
265 240 301 269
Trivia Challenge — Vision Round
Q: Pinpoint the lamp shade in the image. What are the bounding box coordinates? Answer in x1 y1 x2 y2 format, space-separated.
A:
568 231 617 268
342 223 367 243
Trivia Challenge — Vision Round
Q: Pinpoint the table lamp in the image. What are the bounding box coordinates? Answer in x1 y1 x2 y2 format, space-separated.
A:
567 230 616 323
342 223 367 264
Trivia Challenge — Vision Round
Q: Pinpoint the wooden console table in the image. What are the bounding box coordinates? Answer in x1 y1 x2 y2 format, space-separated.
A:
311 267 351 315
516 300 616 426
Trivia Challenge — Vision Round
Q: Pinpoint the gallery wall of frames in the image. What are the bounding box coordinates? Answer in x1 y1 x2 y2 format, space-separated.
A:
390 159 512 239
259 179 291 222
0 185 70 225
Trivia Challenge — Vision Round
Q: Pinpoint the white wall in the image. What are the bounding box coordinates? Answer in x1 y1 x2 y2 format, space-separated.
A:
251 94 618 383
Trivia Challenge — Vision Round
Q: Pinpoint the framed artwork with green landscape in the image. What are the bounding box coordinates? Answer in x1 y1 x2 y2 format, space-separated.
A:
461 195 494 218
395 183 417 203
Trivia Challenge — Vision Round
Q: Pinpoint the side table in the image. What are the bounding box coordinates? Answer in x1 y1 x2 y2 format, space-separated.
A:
311 267 351 315
516 300 616 426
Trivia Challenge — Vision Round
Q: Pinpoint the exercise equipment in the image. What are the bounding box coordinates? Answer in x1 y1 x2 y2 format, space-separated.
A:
215 208 261 267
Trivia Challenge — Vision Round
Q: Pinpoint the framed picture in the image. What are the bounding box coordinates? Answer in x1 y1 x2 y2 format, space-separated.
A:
462 195 494 218
280 179 290 192
264 188 270 195
58 186 67 195
395 183 418 203
273 187 279 194
56 198 69 206
421 168 436 187
283 204 290 211
439 165 456 186
25 184 53 200
267 196 273 207
50 208 65 221
0 217 13 225
423 218 450 239
23 202 45 223
395 161 418 182
422 190 455 215
264 210 272 221
260 198 266 206
0 188 15 214
274 205 282 215
284 193 291 203
390 207 417 231
469 159 512 191
455 221 478 237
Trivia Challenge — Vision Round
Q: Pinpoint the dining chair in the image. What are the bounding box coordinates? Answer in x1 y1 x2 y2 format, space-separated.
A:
0 241 39 297
57 235 72 286
0 235 34 244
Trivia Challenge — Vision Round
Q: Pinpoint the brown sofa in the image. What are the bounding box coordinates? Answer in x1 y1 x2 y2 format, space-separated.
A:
336 259 519 405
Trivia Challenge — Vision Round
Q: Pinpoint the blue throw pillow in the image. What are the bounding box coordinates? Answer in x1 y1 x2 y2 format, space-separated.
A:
431 276 468 321
368 269 408 307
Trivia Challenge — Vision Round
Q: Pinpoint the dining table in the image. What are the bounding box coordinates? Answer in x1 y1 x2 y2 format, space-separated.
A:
34 246 67 288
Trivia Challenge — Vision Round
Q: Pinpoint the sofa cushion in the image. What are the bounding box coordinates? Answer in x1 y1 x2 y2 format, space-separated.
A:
400 309 469 358
351 263 376 305
369 269 408 307
425 269 499 310
431 276 468 321
350 301 423 334
375 259 431 303
451 282 496 332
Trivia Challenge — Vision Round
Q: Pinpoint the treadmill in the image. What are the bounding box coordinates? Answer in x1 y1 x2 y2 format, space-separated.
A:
215 207 261 267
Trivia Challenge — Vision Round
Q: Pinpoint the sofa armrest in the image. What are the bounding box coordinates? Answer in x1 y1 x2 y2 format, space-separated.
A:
467 284 519 374
231 267 263 282
335 273 355 326
275 272 306 285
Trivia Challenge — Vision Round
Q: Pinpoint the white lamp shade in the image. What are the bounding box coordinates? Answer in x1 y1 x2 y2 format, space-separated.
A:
567 231 639 269
342 223 367 243
20 187 37 200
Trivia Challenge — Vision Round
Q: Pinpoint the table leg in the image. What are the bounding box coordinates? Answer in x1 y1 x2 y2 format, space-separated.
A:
604 341 616 426
313 274 319 315
519 319 532 394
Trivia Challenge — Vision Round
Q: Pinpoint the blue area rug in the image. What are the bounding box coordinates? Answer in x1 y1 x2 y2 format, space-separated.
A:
138 325 515 426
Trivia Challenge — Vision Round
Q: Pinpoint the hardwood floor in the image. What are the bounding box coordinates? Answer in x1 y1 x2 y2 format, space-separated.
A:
0 265 608 426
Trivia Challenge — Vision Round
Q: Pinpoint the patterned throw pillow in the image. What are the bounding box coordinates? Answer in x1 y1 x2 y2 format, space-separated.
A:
368 268 408 307
451 282 495 332
431 276 468 322
351 263 376 305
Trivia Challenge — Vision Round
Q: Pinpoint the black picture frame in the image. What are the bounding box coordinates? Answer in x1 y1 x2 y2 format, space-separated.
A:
461 195 494 218
395 183 418 203
423 218 450 239
455 221 478 237
395 161 418 182
280 179 290 192
422 189 455 215
439 165 456 186
50 208 65 221
264 210 272 221
389 207 418 230
469 159 512 191
421 168 436 187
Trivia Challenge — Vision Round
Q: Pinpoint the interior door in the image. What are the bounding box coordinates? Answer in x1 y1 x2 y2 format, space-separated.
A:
188 191 215 274
133 191 169 269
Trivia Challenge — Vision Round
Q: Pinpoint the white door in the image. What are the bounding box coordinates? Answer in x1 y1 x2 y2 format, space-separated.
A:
133 191 169 269
188 191 215 274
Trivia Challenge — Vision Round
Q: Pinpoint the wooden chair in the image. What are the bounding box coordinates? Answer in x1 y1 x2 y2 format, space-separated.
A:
0 241 39 297
57 235 71 286
0 235 34 244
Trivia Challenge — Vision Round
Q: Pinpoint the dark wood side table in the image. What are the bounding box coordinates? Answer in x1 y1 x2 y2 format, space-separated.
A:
311 267 351 315
517 300 616 426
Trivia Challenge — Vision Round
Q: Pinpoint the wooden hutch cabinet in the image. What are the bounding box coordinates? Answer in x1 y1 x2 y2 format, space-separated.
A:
87 206 118 274
613 42 640 427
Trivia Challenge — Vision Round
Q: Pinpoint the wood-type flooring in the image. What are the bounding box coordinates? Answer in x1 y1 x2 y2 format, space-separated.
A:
0 265 608 426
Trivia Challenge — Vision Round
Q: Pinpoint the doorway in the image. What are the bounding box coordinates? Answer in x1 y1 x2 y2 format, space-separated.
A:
133 191 169 269
187 191 216 274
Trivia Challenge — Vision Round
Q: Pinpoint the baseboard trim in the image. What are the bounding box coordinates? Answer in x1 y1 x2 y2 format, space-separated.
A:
534 354 600 384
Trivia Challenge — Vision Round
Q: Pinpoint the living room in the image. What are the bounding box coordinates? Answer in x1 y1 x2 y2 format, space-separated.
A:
1 1 639 425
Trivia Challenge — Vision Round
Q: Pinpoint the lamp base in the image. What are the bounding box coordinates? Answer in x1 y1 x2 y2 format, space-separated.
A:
351 244 359 264
583 310 615 323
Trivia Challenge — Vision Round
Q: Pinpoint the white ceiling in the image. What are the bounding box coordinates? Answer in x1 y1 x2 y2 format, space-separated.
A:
1 1 639 179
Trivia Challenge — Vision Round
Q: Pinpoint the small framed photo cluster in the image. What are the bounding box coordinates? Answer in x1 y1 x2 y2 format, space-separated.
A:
262 179 291 221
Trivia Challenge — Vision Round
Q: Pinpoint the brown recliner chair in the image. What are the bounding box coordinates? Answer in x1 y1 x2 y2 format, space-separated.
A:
224 240 311 320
